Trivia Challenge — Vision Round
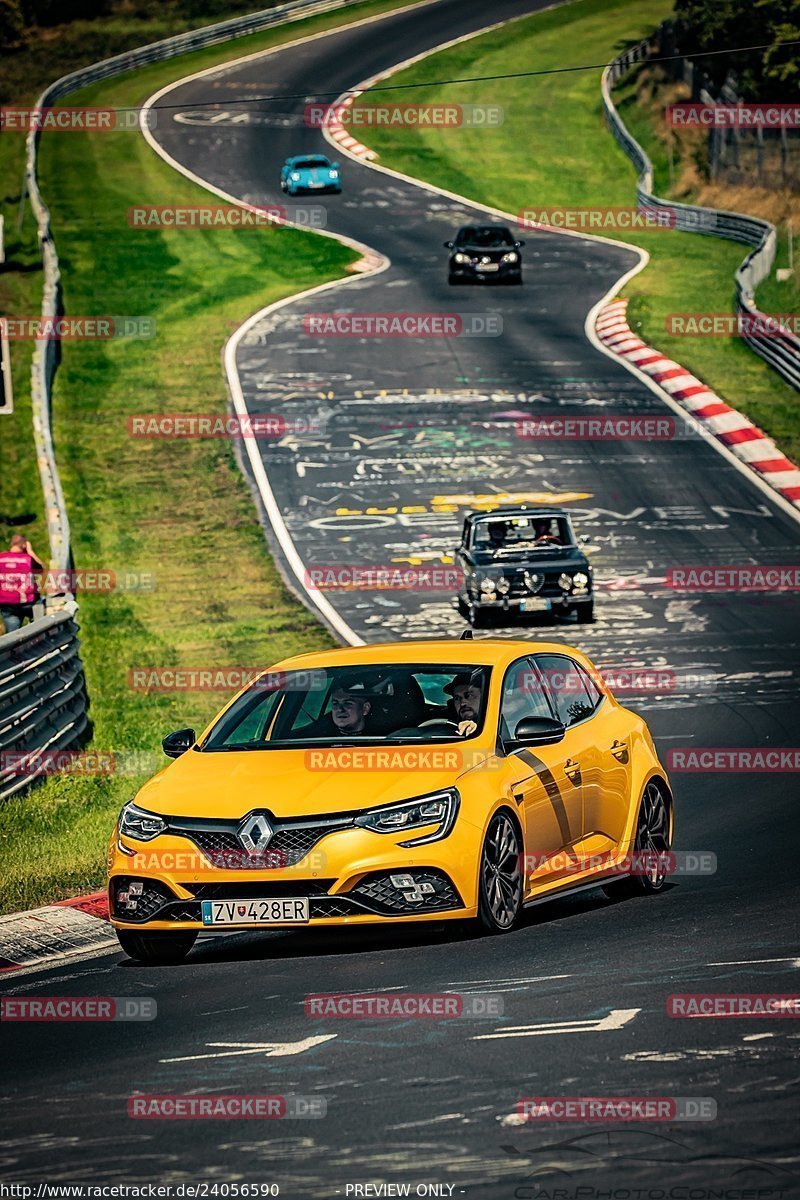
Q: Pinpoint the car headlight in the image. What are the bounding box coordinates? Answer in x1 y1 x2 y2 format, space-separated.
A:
501 252 519 263
558 572 573 592
479 576 496 593
119 801 167 842
572 571 590 593
354 789 460 846
453 252 470 264
496 576 511 595
291 172 300 181
329 170 339 178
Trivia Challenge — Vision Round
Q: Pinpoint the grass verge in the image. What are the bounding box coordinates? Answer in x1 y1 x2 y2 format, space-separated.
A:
0 0 420 915
360 0 800 460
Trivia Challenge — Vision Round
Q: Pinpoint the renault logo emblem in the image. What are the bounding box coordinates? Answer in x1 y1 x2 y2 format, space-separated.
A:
238 812 273 853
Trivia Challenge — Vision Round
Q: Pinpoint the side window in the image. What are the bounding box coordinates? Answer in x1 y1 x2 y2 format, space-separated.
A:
499 658 554 741
534 654 600 728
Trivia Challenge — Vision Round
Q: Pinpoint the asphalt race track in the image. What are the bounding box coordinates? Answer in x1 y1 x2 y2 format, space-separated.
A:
3 2 799 1195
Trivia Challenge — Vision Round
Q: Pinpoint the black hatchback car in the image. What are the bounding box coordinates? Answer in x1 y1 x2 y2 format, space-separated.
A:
445 224 524 284
455 507 593 626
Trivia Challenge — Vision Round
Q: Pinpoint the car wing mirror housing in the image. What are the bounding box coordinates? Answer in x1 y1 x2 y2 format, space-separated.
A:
444 241 454 248
162 727 196 758
510 716 566 748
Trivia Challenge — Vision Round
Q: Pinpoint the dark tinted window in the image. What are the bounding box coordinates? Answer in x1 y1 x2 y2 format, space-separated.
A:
455 226 514 248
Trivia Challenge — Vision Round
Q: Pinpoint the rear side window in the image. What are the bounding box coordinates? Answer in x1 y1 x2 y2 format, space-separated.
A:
534 654 601 727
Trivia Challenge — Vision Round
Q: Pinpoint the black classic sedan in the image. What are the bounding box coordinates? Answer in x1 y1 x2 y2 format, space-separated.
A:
445 224 524 284
455 507 594 626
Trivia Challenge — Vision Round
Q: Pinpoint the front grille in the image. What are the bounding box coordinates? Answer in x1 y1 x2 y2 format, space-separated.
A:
176 818 352 869
185 880 335 900
351 870 462 915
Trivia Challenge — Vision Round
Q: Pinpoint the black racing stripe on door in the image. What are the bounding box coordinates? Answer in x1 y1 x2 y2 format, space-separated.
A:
515 748 573 846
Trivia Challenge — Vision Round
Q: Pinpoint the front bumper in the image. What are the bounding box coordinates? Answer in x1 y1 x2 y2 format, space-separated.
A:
466 591 592 614
108 824 477 931
449 263 521 281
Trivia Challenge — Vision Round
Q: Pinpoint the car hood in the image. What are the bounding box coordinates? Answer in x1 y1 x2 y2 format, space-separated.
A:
470 546 587 568
133 744 486 821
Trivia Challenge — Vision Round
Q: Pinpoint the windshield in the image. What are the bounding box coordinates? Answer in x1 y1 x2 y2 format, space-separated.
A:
455 226 514 248
201 663 491 751
471 515 574 552
294 157 330 170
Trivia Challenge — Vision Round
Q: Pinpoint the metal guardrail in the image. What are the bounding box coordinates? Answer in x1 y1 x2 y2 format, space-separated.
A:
602 39 800 392
0 608 88 802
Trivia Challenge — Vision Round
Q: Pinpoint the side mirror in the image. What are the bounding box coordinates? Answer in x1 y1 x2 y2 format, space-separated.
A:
516 239 525 247
162 728 196 758
444 241 454 248
511 716 565 747
331 161 340 169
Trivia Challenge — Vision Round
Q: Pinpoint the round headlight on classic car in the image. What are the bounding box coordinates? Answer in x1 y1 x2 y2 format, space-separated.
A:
523 570 544 593
480 577 496 594
496 576 511 596
454 252 470 264
557 572 573 592
501 252 519 263
572 572 590 593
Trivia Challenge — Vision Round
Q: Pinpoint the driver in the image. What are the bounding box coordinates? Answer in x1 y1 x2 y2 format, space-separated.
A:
444 671 485 737
533 518 560 544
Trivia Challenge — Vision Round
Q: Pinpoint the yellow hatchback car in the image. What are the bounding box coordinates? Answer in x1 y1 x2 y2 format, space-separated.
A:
109 639 674 962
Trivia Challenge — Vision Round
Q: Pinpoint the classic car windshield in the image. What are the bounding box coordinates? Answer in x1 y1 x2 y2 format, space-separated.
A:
455 226 515 248
471 515 573 551
201 664 491 751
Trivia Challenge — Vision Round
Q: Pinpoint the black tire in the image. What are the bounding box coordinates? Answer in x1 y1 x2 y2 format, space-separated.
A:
116 929 197 964
477 811 524 933
576 601 594 623
603 779 672 899
448 274 463 285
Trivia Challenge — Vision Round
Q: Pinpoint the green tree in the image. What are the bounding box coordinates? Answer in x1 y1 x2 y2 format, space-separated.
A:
673 0 800 100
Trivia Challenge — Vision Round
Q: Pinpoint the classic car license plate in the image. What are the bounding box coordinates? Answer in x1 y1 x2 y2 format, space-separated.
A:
520 597 551 612
201 898 309 925
476 263 499 271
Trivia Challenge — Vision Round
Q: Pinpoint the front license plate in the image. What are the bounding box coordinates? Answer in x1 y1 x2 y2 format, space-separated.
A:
308 181 324 188
520 597 551 613
476 263 499 272
201 898 310 926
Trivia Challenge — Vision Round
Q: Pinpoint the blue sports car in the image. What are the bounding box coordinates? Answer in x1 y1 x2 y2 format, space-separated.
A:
280 154 341 195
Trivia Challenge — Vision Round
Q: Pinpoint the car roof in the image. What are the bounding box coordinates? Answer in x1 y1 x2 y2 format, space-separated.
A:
288 154 329 163
466 506 568 522
269 638 587 674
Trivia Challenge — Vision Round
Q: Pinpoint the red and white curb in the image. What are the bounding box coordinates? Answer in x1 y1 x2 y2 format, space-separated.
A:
595 299 800 509
0 892 113 974
323 88 380 161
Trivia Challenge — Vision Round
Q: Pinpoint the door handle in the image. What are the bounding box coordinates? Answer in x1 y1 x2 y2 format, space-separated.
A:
609 739 628 760
563 758 581 780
